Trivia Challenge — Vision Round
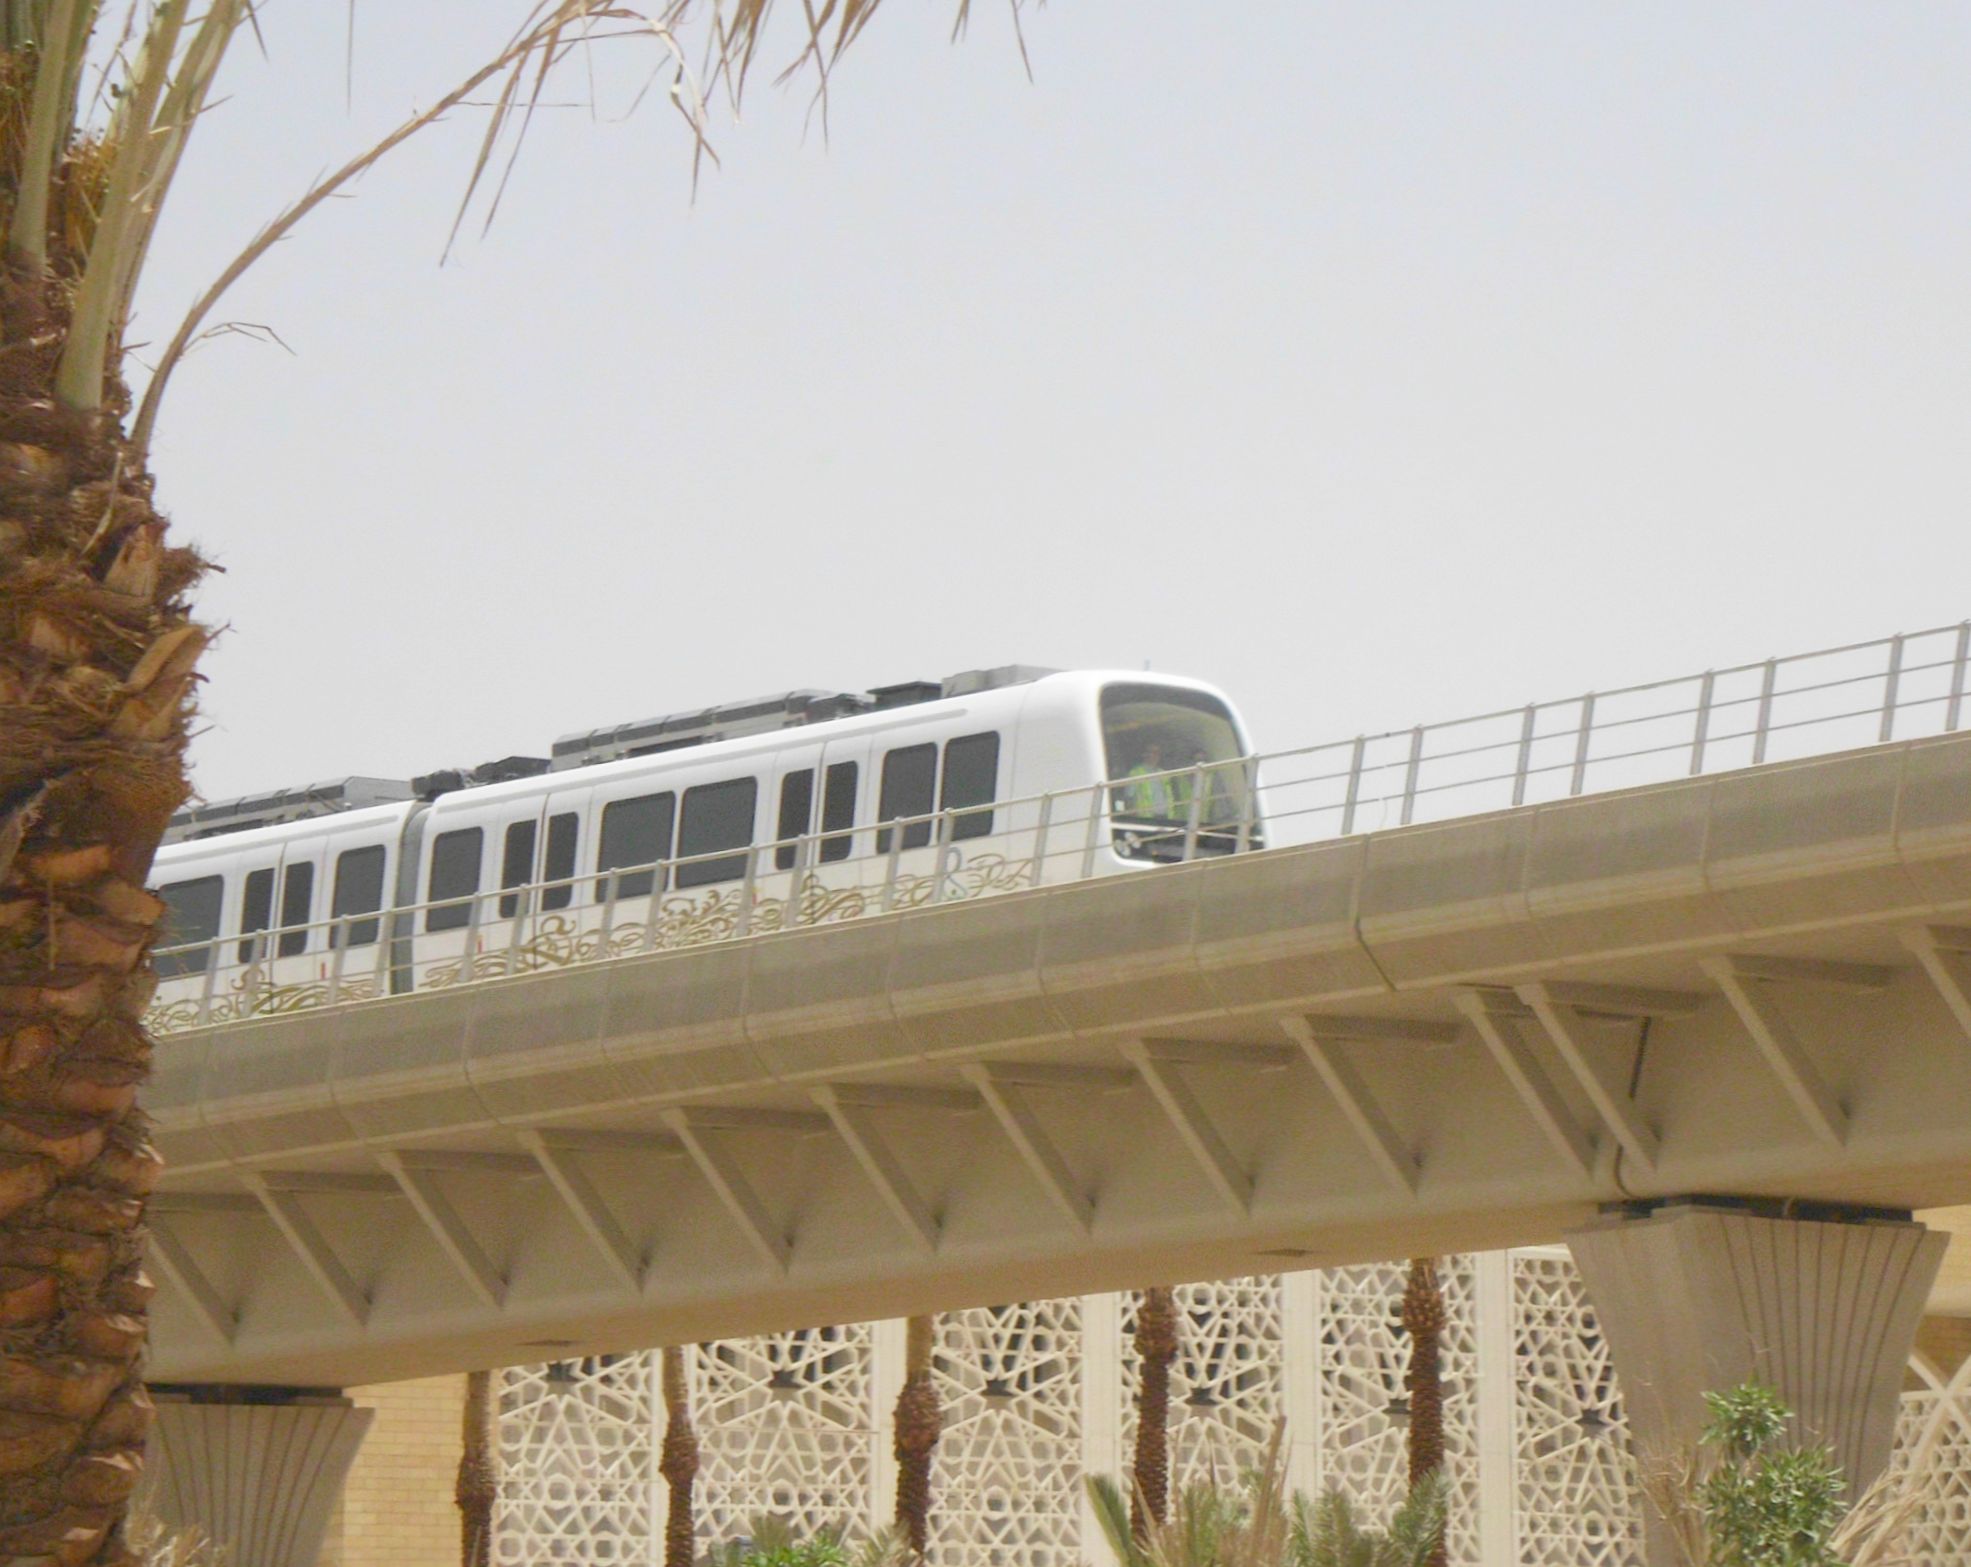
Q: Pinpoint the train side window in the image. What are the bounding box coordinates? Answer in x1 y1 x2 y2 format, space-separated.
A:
542 812 578 910
277 862 315 957
158 876 223 978
821 762 857 862
941 732 1000 841
238 868 274 964
877 744 936 853
597 793 674 901
775 770 813 871
426 829 484 932
678 778 757 888
499 821 537 918
330 846 386 947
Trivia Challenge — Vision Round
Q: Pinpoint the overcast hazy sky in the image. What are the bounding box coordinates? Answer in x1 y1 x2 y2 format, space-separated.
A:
132 3 1970 803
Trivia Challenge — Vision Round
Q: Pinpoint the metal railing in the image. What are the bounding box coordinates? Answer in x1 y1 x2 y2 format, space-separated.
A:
148 620 1971 1035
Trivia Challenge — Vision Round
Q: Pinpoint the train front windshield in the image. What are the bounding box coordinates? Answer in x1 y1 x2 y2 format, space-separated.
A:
1101 683 1255 859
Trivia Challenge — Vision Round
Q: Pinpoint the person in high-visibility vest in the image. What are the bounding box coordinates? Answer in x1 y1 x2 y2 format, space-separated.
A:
1120 742 1174 818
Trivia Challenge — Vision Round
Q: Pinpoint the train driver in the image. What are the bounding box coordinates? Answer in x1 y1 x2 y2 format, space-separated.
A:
1119 741 1175 818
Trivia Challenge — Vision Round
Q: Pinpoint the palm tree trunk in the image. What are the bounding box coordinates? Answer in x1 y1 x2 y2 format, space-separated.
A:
0 76 205 1564
1130 1286 1178 1538
456 1368 496 1567
1401 1257 1448 1567
659 1345 699 1567
893 1314 940 1556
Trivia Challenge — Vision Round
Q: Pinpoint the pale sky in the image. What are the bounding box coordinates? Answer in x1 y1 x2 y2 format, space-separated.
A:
132 3 1971 804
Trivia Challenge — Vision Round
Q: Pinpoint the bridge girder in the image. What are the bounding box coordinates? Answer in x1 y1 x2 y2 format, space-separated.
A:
145 734 1971 1386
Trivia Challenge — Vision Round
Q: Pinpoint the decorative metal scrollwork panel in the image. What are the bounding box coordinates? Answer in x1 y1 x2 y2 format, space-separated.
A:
495 1356 655 1566
928 1301 1084 1567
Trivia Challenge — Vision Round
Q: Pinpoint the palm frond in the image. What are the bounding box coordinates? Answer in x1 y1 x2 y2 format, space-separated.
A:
6 0 92 272
1085 1472 1147 1567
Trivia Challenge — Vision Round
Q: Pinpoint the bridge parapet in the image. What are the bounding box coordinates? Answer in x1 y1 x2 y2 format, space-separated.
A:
148 621 1971 1035
141 730 1971 1386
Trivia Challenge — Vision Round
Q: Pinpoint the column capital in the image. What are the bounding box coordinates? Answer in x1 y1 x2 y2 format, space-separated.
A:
1566 1203 1943 1502
144 1385 373 1567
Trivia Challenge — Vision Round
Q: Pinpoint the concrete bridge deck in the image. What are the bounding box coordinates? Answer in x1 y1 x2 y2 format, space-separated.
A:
147 732 1971 1386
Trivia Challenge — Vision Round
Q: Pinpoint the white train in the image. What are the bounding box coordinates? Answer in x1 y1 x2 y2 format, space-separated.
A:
147 666 1261 1029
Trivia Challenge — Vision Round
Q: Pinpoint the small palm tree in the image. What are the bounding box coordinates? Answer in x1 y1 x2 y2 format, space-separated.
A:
893 1314 941 1555
662 1345 701 1567
1088 1423 1445 1567
1398 1258 1447 1567
457 1368 497 1567
1132 1286 1180 1536
1289 1479 1448 1567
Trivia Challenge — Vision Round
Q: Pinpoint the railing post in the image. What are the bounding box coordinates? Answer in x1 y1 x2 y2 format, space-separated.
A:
1689 671 1715 777
1031 792 1054 888
1081 785 1104 878
243 931 268 1012
327 919 348 1006
930 812 953 904
1950 623 1970 734
197 944 219 1025
1511 705 1537 806
736 845 759 937
1181 766 1205 862
600 867 621 949
1879 632 1906 743
1234 758 1256 855
1399 726 1425 826
1753 658 1778 764
1568 694 1596 797
784 831 815 930
461 882 484 983
652 861 673 950
881 816 906 912
1339 736 1367 836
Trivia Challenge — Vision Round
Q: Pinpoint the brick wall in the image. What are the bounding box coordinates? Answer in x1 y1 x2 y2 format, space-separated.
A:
323 1374 467 1567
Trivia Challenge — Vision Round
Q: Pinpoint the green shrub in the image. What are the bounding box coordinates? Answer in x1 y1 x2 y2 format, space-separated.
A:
1696 1383 1844 1567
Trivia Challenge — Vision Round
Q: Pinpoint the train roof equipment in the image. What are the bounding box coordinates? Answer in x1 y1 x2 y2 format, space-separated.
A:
164 663 1068 840
164 777 417 844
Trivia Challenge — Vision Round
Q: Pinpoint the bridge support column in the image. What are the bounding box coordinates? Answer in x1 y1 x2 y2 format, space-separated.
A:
144 1386 373 1567
1566 1201 1945 1564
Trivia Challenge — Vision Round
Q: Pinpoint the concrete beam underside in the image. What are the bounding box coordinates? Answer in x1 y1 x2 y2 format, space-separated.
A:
143 733 1971 1387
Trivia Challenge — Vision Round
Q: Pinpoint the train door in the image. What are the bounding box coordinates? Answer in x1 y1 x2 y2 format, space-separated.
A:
764 740 828 926
318 813 400 1003
586 772 671 956
415 807 492 989
871 729 945 911
485 799 545 973
473 787 584 977
808 733 871 918
228 834 294 1012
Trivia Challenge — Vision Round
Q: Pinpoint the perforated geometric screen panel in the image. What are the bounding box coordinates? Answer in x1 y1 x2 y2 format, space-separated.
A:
693 1326 876 1547
1509 1253 1644 1567
928 1301 1083 1567
1315 1260 1481 1565
490 1255 1971 1567
496 1355 655 1566
1892 1384 1971 1560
